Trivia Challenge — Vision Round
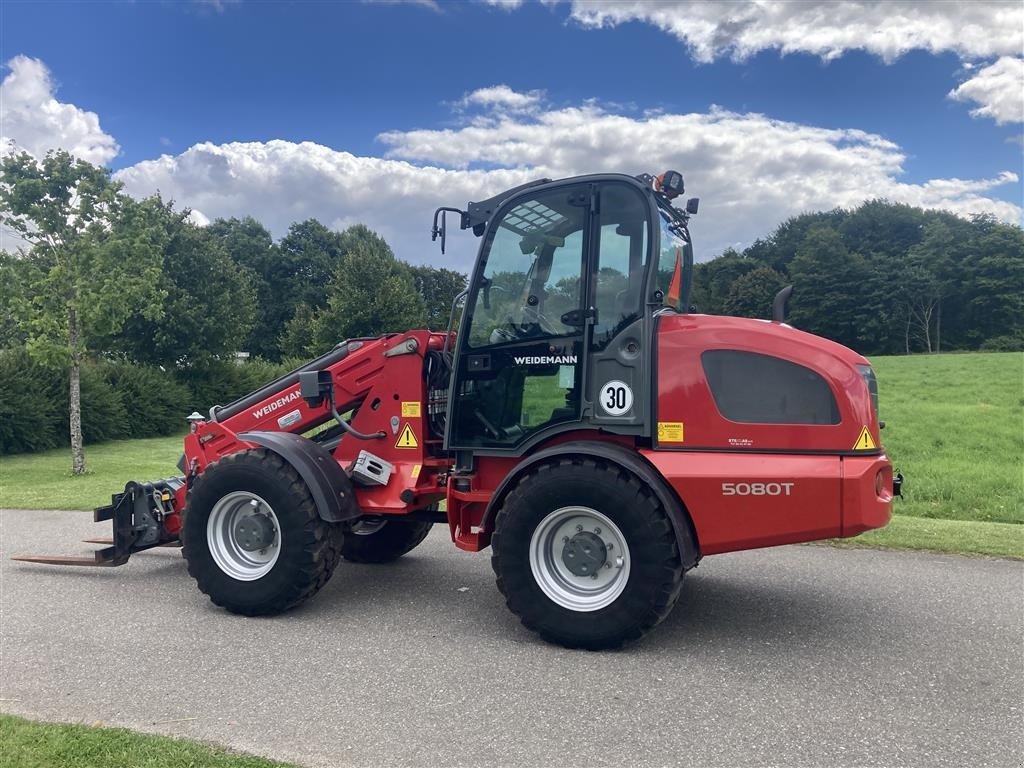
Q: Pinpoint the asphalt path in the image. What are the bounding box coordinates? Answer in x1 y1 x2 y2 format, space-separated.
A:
1 508 1022 768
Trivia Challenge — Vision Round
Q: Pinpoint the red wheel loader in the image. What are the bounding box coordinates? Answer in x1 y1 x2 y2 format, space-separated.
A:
15 171 901 649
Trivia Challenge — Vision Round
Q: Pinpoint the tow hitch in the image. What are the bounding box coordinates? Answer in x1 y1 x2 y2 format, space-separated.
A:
12 478 184 567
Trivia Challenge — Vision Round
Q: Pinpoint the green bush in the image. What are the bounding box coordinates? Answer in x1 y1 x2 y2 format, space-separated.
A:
0 353 304 455
75 363 131 444
980 332 1024 352
104 363 191 437
0 349 63 454
175 358 294 413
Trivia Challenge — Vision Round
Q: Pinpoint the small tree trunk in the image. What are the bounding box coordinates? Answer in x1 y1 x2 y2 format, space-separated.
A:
68 307 86 475
936 298 941 353
904 312 911 354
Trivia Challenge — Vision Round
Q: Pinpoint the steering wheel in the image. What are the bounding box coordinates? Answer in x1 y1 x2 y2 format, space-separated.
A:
517 304 560 336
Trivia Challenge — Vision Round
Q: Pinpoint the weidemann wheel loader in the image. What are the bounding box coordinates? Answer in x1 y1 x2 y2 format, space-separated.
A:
16 171 902 649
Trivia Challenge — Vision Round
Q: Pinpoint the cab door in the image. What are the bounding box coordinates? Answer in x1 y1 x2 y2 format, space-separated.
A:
448 184 591 451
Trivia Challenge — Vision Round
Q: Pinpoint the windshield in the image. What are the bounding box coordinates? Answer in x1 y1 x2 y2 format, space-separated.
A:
655 198 693 311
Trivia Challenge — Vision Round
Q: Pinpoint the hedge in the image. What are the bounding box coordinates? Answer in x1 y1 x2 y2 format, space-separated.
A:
0 350 295 456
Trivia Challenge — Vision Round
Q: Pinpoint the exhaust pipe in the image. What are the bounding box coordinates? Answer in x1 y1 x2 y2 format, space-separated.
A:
772 285 794 323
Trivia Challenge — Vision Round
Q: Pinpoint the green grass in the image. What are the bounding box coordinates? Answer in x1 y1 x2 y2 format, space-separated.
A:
0 435 185 510
831 514 1023 559
0 714 295 768
871 351 1023 524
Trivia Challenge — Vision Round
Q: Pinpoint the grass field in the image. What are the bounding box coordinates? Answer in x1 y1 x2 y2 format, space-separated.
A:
1 352 1021 557
871 352 1023 525
0 715 294 768
0 435 185 510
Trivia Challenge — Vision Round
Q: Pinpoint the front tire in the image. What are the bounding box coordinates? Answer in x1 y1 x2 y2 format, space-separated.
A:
182 449 344 616
491 458 683 650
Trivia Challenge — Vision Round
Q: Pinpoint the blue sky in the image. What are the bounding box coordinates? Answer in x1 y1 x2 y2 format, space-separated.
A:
2 1 1022 268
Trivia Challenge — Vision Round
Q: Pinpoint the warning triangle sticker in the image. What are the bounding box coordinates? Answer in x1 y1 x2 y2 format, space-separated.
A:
852 426 877 451
395 423 419 449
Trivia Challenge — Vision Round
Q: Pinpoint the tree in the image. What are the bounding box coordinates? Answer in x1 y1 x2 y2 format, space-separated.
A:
109 198 257 366
690 249 759 315
296 239 426 356
787 225 872 350
722 266 787 320
838 199 926 259
0 151 165 473
956 215 1024 348
207 216 279 358
409 264 467 329
0 251 30 349
744 209 847 273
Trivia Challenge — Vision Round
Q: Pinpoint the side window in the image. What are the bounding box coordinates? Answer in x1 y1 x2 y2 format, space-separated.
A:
592 185 649 351
701 350 840 425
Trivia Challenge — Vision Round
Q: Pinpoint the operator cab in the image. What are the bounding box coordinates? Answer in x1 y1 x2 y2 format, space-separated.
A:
437 172 697 454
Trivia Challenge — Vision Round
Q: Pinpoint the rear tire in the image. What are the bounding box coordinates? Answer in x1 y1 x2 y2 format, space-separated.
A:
181 449 344 616
340 518 433 563
491 458 683 650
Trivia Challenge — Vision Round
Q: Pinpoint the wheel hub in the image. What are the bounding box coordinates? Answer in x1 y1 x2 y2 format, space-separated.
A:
234 512 276 551
529 506 631 612
561 531 607 576
207 492 281 581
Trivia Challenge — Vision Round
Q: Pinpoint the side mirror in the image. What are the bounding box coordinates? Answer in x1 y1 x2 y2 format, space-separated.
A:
431 209 448 254
431 207 466 255
685 197 699 215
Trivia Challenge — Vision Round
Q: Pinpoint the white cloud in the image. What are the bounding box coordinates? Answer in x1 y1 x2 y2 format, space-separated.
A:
0 55 119 165
949 56 1024 125
116 98 1021 272
365 0 441 11
115 142 532 269
457 85 545 113
559 1 1023 63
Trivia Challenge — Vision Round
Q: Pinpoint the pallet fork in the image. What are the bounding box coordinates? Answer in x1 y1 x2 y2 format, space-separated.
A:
12 478 184 567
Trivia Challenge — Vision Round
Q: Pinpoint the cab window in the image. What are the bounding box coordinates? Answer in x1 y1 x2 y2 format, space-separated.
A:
592 184 649 350
467 193 585 348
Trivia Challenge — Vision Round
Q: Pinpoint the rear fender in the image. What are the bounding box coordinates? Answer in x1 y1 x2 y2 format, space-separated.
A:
483 441 701 569
239 431 360 523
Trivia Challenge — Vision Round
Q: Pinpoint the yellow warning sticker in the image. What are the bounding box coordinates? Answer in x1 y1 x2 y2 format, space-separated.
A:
395 423 419 449
401 401 421 418
658 421 685 443
853 426 877 450
410 464 421 479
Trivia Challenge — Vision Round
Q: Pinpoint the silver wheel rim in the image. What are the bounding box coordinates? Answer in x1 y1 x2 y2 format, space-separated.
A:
351 517 387 536
529 506 630 612
207 491 281 581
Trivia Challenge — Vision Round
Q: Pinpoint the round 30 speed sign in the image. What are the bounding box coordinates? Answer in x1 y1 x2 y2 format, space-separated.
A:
599 380 633 416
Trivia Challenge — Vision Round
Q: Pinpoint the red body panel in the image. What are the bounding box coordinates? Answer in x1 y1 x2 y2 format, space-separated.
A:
647 314 893 554
642 450 842 554
655 314 879 452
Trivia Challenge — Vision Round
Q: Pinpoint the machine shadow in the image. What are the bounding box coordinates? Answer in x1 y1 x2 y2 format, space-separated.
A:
11 539 888 654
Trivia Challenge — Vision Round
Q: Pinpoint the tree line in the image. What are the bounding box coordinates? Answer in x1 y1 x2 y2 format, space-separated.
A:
1 150 1021 465
689 200 1024 355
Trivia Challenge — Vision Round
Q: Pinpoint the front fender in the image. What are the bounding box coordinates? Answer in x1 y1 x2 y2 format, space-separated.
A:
239 431 360 523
